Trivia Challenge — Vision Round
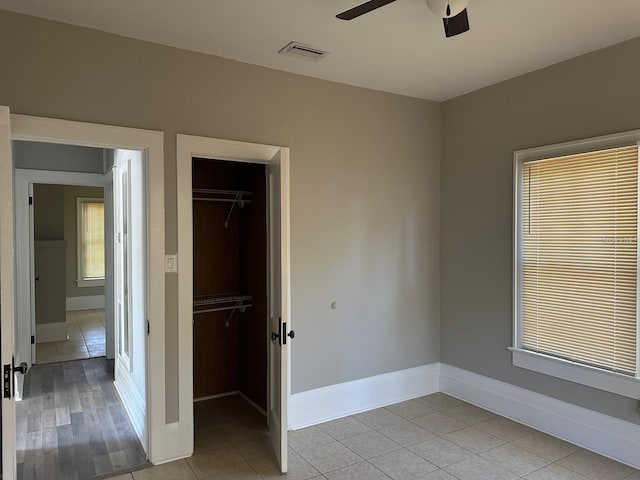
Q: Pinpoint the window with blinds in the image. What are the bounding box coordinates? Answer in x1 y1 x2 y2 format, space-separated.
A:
521 145 638 376
78 199 105 281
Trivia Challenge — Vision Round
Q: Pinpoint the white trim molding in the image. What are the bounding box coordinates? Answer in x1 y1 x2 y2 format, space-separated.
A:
66 295 105 311
35 322 68 343
114 360 147 451
510 348 640 399
10 113 167 465
289 363 440 430
440 364 640 470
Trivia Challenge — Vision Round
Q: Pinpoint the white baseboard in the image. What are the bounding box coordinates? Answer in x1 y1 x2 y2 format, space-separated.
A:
195 390 266 417
151 422 193 465
35 321 68 343
194 391 238 402
238 391 267 417
114 362 147 452
440 364 640 470
66 294 105 311
289 363 440 430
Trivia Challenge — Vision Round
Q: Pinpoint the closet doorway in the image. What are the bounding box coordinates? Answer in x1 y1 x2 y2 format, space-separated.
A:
191 158 269 464
176 135 292 473
192 159 267 404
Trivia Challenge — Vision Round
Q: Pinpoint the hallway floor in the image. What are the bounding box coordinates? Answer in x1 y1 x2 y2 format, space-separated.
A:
16 357 147 480
104 393 640 480
36 309 106 364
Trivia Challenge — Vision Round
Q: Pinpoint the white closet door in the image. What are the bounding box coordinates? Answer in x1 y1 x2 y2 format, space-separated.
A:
267 156 289 473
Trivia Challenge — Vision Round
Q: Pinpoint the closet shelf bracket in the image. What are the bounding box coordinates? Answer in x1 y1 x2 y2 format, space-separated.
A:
192 189 252 228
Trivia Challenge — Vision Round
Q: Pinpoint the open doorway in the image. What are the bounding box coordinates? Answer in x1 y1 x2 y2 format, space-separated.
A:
31 183 106 364
12 141 148 479
1 110 167 480
176 134 292 473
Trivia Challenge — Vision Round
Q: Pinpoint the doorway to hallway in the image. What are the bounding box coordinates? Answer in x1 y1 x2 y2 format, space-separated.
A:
11 142 149 480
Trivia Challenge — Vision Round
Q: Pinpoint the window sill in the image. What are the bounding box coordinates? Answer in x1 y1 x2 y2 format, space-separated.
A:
509 347 640 399
76 278 104 288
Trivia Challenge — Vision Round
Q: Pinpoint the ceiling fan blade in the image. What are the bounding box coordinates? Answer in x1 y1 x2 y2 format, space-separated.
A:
336 0 397 20
443 8 470 37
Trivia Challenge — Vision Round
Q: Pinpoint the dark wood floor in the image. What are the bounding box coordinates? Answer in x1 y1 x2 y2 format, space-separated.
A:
16 357 147 480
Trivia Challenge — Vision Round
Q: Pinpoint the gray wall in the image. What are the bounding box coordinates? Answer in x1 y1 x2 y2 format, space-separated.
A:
13 140 104 173
34 241 67 326
63 185 105 298
0 11 442 422
33 184 64 240
33 184 66 326
441 37 640 424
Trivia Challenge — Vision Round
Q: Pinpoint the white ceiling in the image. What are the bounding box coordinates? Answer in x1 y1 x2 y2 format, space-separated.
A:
2 0 640 100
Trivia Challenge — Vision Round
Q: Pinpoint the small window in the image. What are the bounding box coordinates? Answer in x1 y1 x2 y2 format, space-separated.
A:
77 197 105 287
513 133 640 399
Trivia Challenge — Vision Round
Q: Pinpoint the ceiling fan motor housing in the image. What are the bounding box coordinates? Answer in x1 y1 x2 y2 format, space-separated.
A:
426 0 469 18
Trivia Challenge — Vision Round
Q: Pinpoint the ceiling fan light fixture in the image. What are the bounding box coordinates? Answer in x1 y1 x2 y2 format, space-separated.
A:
425 0 469 18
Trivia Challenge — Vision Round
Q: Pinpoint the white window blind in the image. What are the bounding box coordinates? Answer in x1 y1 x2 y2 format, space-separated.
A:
522 145 638 376
79 199 105 280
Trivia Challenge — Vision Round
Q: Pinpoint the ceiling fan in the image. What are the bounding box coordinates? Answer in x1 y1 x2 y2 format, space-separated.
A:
336 0 470 38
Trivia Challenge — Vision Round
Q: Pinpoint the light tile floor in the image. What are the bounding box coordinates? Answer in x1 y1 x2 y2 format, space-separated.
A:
36 309 106 364
104 393 640 480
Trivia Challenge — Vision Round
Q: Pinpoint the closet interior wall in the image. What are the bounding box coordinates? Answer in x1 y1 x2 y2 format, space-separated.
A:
192 158 268 412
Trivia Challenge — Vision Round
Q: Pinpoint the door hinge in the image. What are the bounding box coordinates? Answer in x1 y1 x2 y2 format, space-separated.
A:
31 335 35 345
28 196 33 205
147 320 150 335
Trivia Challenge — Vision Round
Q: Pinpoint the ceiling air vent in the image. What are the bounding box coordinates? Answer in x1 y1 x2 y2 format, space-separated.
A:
278 42 328 62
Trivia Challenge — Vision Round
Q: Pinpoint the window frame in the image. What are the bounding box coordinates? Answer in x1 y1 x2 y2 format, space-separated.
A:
512 130 640 399
76 196 105 287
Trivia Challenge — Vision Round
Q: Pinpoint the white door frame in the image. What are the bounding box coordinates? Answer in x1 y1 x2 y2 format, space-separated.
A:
14 169 104 373
5 113 170 466
176 134 292 461
0 106 17 480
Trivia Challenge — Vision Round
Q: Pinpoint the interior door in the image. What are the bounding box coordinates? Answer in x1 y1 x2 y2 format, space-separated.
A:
112 149 148 450
0 105 17 479
267 157 288 472
114 159 132 371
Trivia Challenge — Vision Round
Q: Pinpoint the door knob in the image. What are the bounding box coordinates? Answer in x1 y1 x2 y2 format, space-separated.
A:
3 361 29 399
13 362 28 375
287 330 295 340
271 331 280 342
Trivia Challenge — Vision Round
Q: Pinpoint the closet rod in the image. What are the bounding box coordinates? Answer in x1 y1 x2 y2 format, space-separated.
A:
192 189 252 228
193 293 252 306
193 304 253 315
192 188 252 193
192 198 253 203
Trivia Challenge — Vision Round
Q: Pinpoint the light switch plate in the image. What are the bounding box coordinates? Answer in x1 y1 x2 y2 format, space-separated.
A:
165 254 178 273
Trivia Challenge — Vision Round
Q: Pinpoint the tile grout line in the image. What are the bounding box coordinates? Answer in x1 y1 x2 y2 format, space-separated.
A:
294 400 603 480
